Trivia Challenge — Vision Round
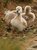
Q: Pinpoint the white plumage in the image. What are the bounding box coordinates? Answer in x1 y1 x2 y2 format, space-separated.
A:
11 6 27 31
4 9 17 25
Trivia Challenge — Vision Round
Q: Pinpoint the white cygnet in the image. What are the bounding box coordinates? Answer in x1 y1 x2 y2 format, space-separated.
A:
11 6 27 31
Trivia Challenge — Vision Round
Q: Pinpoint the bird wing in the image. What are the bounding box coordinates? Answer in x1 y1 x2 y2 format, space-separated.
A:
30 13 35 22
21 13 28 21
21 17 27 27
4 11 17 24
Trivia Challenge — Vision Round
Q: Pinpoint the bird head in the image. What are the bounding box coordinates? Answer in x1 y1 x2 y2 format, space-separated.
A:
24 5 31 14
16 6 22 14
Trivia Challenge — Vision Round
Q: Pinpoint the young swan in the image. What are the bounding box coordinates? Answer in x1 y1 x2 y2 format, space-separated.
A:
11 6 27 31
4 8 17 25
22 6 35 23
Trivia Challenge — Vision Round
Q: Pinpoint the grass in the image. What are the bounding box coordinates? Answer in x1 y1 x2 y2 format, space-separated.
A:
0 37 20 50
0 36 32 50
0 37 27 50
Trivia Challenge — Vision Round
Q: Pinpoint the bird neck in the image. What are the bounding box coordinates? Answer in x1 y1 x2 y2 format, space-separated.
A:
16 14 22 20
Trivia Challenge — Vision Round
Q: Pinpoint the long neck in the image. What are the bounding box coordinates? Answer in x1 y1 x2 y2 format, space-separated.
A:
16 13 22 20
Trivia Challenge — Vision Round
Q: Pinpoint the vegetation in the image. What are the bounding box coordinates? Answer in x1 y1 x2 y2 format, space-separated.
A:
0 0 33 6
14 0 33 3
0 37 26 50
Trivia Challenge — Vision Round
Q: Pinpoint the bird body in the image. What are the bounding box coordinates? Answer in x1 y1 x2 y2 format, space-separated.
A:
4 10 17 25
25 6 35 21
22 6 35 25
11 13 27 31
28 12 35 22
10 6 27 31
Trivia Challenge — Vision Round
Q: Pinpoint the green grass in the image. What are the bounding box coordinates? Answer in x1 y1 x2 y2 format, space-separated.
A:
0 37 26 50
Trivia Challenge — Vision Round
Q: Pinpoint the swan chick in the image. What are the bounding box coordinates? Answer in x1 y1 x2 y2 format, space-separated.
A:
24 5 35 22
4 8 18 25
11 6 27 31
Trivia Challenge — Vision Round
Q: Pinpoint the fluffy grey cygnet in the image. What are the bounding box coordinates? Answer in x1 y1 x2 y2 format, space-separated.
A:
22 5 35 23
4 8 17 25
